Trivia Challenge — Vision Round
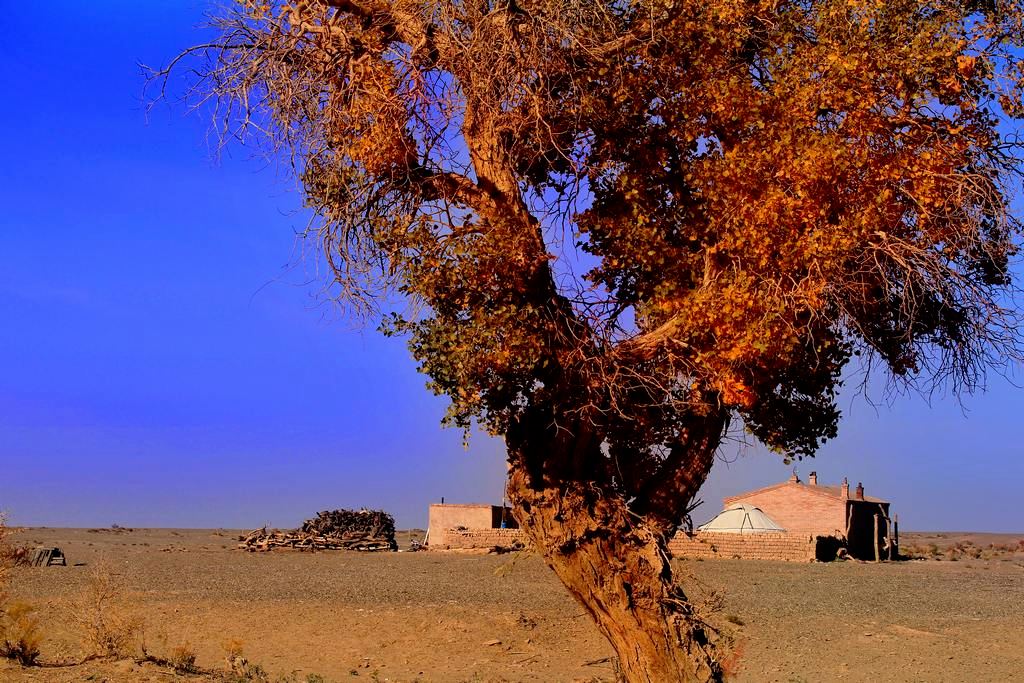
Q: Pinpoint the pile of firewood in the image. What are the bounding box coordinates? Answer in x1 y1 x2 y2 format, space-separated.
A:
237 509 397 552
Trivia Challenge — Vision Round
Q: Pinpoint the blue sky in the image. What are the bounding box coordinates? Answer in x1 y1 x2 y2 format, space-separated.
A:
1 2 1021 532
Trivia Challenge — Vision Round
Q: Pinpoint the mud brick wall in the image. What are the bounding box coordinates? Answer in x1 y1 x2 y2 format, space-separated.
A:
433 526 817 560
668 531 818 562
431 528 525 550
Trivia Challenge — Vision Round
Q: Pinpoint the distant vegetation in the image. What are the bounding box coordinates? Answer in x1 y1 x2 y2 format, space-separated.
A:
903 537 1024 562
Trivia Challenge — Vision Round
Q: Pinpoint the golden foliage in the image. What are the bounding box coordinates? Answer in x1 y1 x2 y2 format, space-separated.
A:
154 0 1024 491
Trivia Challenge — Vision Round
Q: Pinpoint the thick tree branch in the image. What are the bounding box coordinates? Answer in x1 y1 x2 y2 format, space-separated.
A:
630 407 729 537
412 166 502 214
614 315 687 363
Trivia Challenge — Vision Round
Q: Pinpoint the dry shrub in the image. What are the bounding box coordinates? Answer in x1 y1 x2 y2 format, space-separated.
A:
70 559 143 658
222 637 245 660
904 542 942 560
0 601 42 666
168 641 198 673
0 514 40 667
221 638 270 681
0 518 31 570
223 637 250 676
0 514 9 609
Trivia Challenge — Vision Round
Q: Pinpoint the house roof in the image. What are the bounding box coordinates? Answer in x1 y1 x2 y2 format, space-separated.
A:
723 480 888 505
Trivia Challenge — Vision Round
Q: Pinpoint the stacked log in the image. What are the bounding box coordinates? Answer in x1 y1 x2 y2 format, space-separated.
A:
301 509 396 541
237 509 397 552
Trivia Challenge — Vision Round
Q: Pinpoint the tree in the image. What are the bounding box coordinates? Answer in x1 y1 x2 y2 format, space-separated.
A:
157 1 1024 680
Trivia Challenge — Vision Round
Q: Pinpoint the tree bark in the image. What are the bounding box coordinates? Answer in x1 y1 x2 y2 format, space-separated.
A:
506 464 722 683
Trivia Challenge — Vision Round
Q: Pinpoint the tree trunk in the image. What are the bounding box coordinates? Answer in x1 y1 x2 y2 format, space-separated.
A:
506 465 722 683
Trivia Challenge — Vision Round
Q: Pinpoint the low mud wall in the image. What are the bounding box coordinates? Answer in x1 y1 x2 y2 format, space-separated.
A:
431 527 821 561
430 527 525 550
668 531 818 562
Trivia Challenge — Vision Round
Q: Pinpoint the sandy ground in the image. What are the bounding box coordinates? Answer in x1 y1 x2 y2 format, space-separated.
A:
2 527 1023 682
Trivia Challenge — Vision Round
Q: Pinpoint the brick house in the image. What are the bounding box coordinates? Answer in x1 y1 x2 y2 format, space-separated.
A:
723 472 892 560
426 503 520 549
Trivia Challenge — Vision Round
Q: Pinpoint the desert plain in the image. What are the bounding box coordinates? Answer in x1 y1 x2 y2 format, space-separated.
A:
1 527 1023 682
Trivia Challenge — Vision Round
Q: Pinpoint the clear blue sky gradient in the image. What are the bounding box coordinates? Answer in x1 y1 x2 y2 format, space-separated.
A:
1 3 1022 532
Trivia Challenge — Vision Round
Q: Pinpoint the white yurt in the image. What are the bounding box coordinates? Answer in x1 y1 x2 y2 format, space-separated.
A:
697 503 785 534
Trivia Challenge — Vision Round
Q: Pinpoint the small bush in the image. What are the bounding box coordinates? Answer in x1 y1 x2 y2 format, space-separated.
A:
70 559 143 658
0 601 42 666
0 516 40 667
0 514 11 603
220 639 274 682
169 642 198 673
223 637 256 679
222 637 245 660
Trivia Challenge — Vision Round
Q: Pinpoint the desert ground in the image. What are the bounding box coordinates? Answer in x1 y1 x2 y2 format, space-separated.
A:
2 527 1023 682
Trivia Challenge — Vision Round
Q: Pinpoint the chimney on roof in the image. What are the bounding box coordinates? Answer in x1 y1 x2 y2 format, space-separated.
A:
789 471 800 484
809 471 818 486
841 478 849 499
855 482 864 500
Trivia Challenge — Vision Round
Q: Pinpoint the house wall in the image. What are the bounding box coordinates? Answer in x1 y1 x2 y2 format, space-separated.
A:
429 503 493 530
668 531 819 562
427 504 517 548
728 485 846 536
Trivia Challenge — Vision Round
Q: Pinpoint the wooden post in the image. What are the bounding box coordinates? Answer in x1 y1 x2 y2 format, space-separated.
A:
893 514 900 559
885 516 893 561
873 514 881 562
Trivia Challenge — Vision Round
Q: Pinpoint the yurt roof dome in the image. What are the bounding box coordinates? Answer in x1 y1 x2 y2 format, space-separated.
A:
697 503 785 534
